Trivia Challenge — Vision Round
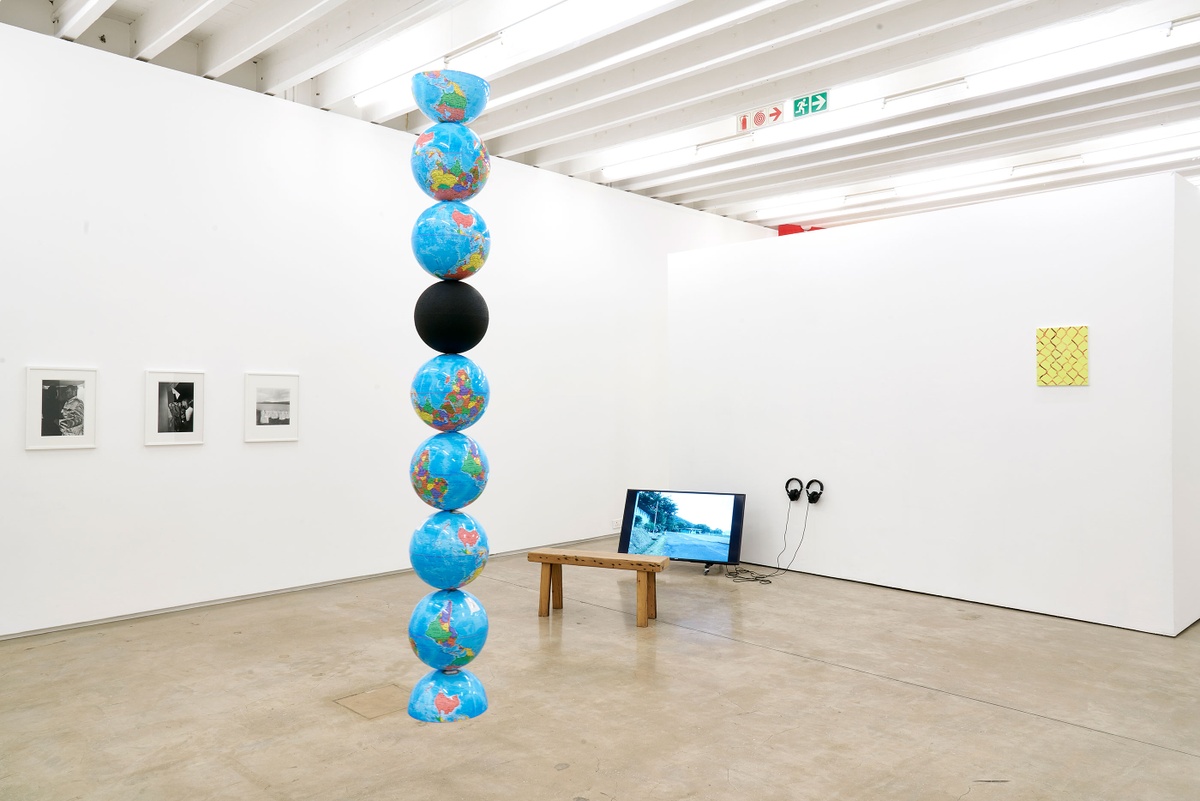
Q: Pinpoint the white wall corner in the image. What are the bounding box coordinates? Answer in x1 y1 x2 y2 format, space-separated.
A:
0 21 769 636
1171 173 1200 635
667 174 1182 634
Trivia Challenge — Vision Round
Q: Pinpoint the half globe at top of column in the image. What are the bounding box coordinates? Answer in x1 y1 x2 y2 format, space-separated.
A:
412 70 491 124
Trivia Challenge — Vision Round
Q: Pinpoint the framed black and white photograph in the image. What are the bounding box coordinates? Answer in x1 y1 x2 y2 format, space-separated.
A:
244 373 299 442
145 371 205 445
26 367 98 450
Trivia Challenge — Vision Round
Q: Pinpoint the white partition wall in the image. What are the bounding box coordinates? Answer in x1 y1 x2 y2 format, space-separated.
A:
0 24 770 637
1172 178 1200 630
667 173 1200 636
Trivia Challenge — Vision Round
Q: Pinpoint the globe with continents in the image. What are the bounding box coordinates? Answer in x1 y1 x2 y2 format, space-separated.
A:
411 122 490 202
412 201 490 280
411 70 490 125
408 588 489 671
408 667 488 722
410 510 489 589
411 353 489 432
410 431 489 510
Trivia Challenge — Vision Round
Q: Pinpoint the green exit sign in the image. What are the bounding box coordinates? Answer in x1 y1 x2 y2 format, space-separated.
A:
793 91 829 117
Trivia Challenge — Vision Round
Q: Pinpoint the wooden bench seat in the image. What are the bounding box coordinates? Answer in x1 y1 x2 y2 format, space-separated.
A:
526 548 669 627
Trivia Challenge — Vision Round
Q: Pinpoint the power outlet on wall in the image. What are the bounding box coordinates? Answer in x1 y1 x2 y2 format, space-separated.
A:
611 518 622 533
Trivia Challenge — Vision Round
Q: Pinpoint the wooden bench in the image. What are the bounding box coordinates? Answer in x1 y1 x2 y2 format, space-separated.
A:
527 548 669 627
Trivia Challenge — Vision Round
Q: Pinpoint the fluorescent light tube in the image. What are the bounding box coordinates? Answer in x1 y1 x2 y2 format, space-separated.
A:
602 133 755 181
601 148 696 182
694 134 755 158
1168 13 1200 35
1083 136 1200 165
894 165 1012 197
1009 156 1085 178
443 32 504 64
752 188 849 221
881 79 969 114
883 78 968 105
842 187 897 205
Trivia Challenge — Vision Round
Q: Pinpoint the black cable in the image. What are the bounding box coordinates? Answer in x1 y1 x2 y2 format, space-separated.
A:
725 497 812 584
778 500 811 574
773 498 795 567
724 565 776 583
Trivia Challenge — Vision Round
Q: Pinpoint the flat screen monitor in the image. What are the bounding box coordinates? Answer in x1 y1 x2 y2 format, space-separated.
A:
617 489 745 565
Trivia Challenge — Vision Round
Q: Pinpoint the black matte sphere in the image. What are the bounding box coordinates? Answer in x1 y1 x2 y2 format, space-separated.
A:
414 280 489 353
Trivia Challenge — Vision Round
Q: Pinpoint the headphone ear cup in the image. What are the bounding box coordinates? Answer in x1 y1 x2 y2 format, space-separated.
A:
785 477 803 502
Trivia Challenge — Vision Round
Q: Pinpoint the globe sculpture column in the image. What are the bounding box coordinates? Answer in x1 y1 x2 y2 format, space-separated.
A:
406 70 493 723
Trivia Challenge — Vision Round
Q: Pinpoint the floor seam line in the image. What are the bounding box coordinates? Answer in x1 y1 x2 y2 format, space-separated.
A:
663 618 1200 761
484 575 1200 762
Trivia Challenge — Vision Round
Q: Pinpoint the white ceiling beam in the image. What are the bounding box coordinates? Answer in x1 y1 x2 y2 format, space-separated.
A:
688 75 1200 213
696 79 1200 208
256 0 458 96
313 0 564 109
637 25 1200 206
388 0 802 131
479 0 790 101
52 0 118 40
131 0 234 61
700 89 1200 215
331 0 699 119
197 0 356 78
367 0 768 125
626 44 1200 199
487 0 1040 159
756 154 1200 228
468 0 922 140
532 0 1160 172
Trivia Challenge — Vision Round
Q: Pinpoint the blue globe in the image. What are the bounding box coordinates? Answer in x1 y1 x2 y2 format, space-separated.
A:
411 122 490 202
408 667 488 722
412 201 490 280
411 353 489 432
408 588 488 670
410 431 489 510
411 70 490 125
411 510 489 589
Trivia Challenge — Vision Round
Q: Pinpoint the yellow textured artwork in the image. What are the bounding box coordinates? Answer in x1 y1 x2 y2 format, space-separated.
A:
1036 326 1088 386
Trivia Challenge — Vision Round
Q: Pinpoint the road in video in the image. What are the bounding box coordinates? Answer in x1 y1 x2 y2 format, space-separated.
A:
628 491 733 563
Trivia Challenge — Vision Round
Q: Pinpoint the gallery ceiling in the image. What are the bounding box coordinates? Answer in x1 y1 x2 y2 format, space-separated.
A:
4 0 1200 229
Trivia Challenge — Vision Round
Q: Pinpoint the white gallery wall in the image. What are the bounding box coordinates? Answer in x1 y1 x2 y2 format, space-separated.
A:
0 23 770 637
1171 177 1200 630
667 173 1200 636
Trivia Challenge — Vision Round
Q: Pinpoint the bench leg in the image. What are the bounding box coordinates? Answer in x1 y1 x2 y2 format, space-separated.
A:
538 563 552 617
636 571 650 627
551 563 563 610
648 572 657 619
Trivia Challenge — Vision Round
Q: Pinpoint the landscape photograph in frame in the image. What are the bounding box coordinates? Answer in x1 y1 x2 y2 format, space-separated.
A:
244 373 299 442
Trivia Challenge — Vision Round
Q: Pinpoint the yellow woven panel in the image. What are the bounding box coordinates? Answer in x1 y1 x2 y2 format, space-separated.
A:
1036 326 1088 386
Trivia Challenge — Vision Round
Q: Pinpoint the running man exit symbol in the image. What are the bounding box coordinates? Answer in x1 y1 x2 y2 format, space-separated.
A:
793 91 829 118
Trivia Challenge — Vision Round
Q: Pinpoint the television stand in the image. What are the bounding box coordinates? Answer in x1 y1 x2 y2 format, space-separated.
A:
704 562 713 575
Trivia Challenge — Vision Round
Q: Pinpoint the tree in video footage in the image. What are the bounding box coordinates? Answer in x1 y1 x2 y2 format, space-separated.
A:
629 491 732 562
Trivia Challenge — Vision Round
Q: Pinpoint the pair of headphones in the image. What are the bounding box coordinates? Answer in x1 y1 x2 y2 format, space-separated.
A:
785 477 824 504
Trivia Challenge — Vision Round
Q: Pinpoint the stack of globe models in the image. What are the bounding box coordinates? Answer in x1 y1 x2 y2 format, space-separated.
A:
405 70 494 723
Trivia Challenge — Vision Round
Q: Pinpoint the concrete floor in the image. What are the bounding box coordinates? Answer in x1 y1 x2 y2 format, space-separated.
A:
2 536 1198 800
